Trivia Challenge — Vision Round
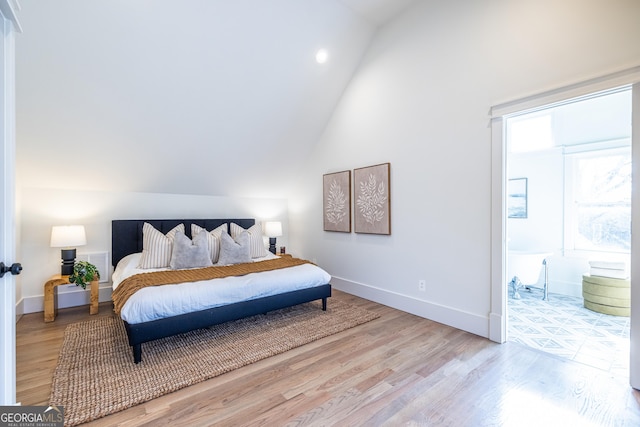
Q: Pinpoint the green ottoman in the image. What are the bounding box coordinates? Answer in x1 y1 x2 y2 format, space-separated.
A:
582 274 630 316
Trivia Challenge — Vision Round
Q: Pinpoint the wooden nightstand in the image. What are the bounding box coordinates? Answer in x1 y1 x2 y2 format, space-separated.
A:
44 274 99 322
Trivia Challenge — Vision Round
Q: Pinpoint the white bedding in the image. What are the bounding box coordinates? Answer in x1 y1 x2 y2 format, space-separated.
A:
112 253 332 324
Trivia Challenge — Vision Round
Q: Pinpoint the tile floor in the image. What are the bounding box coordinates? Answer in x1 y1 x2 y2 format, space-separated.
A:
508 286 630 378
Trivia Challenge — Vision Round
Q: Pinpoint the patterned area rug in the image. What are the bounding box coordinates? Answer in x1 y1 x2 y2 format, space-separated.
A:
50 300 379 426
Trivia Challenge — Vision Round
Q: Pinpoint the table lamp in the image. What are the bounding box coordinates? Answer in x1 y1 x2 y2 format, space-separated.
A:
264 221 282 254
50 225 86 276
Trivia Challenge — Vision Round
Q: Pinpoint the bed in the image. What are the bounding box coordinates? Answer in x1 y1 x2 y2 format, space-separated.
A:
111 219 332 363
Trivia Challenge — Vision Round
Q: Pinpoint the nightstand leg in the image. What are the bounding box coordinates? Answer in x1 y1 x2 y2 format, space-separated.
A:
43 281 58 323
90 279 99 315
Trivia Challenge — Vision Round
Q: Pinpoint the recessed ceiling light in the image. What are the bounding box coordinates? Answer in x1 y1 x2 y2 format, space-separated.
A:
315 49 329 64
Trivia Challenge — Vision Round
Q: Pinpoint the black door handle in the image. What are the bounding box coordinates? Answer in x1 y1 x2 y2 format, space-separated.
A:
0 262 22 278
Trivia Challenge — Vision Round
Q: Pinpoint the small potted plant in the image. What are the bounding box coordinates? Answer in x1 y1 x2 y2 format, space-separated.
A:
68 261 100 289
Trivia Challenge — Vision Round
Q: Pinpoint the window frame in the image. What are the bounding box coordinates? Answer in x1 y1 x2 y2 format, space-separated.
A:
563 140 631 257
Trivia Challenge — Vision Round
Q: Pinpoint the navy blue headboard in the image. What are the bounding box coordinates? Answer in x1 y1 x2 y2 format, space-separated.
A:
111 218 255 267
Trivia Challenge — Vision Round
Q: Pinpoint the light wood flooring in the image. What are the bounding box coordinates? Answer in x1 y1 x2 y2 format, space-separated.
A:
16 290 640 426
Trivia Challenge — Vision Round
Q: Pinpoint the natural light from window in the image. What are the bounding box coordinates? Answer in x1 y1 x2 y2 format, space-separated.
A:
508 115 554 153
571 150 631 253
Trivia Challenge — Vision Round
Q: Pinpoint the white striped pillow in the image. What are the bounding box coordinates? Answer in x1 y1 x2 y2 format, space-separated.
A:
191 223 226 263
137 222 185 269
230 222 267 258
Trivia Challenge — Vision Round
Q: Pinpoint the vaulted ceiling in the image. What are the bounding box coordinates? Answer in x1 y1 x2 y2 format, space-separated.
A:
337 0 417 26
16 0 415 198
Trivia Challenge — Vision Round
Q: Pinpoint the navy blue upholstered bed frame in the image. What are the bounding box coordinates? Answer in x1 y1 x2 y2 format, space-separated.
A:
111 219 331 363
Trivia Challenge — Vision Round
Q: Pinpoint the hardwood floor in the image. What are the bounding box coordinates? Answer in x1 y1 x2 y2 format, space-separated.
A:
16 290 640 426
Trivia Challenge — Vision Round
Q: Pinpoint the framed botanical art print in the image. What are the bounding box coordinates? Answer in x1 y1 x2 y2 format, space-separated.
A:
323 170 351 232
354 163 391 235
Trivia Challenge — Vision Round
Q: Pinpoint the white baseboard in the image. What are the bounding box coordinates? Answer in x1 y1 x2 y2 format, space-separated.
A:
331 276 489 339
489 312 505 343
15 298 24 322
20 286 113 315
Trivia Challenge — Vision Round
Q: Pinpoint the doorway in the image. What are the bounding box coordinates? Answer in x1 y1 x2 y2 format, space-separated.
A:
505 88 632 376
489 68 640 390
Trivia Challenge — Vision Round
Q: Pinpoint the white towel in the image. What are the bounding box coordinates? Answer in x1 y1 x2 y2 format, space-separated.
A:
589 267 629 280
589 260 627 270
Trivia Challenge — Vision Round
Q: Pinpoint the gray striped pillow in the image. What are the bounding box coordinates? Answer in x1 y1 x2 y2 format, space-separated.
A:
137 222 185 269
230 222 267 258
191 223 226 263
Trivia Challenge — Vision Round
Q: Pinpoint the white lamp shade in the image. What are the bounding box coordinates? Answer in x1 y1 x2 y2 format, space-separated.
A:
264 221 282 238
50 225 87 248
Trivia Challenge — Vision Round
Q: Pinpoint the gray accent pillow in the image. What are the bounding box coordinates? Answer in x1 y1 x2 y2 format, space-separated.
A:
217 230 252 265
169 230 213 270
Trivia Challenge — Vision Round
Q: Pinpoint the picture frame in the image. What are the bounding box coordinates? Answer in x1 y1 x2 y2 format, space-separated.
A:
323 170 351 232
354 163 391 235
508 178 528 219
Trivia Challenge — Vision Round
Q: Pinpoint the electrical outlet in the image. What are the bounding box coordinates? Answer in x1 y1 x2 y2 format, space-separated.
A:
418 280 426 292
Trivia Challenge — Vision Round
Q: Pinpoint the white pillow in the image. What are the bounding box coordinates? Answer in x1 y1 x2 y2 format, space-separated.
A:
137 223 185 269
170 230 213 270
191 223 226 263
217 230 252 265
230 222 267 258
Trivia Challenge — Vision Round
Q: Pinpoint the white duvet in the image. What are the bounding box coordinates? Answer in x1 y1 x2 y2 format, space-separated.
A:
112 253 332 324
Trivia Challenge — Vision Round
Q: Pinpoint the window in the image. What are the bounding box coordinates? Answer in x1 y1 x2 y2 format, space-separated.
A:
508 114 554 153
567 148 631 253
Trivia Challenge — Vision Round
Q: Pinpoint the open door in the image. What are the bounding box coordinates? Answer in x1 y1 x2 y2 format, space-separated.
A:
0 0 21 405
630 82 640 389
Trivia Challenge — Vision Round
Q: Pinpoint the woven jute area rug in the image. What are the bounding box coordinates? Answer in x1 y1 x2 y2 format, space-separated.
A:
49 300 379 426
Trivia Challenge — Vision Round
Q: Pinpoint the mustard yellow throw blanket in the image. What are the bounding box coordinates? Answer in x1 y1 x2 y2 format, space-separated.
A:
112 257 312 315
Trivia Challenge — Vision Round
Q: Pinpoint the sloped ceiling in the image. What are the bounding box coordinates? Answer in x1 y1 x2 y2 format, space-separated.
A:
337 0 417 26
15 0 414 199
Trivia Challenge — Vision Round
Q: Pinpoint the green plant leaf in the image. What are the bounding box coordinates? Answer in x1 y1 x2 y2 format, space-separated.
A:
68 261 100 290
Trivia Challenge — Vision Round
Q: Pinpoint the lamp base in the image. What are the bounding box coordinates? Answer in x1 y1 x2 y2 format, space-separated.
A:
60 248 76 276
268 237 277 254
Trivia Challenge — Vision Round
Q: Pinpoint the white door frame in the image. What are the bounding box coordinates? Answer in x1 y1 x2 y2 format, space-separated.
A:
0 0 20 405
489 66 640 389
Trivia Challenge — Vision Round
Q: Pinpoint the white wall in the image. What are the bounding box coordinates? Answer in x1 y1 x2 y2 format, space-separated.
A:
290 0 640 337
17 187 288 314
508 151 564 255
